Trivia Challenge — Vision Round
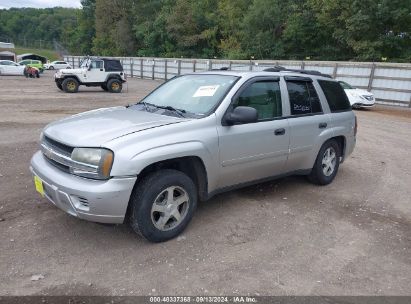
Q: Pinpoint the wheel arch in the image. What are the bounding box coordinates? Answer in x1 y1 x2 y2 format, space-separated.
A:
105 73 123 83
135 156 208 202
61 75 81 84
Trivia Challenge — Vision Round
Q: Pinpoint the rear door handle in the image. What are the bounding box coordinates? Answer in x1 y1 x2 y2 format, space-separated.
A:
274 128 285 136
319 122 327 129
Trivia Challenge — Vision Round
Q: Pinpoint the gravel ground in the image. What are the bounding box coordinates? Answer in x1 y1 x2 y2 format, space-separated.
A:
0 72 410 296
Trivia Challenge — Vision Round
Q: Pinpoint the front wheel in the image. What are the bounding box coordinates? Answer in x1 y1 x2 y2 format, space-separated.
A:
62 77 79 93
308 139 341 185
49 66 54 70
56 81 63 90
129 169 197 242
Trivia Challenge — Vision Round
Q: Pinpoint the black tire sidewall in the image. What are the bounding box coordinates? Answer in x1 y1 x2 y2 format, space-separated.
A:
49 66 54 70
312 140 340 185
130 170 197 242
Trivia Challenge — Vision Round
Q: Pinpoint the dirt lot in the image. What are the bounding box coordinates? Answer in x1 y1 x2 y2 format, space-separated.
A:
0 72 410 296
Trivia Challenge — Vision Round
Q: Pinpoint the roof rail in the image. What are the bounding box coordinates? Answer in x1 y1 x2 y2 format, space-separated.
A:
263 66 332 78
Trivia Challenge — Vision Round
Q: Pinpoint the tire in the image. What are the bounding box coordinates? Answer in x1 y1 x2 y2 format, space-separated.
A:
49 66 54 70
107 78 122 93
308 139 341 185
56 81 63 90
101 84 108 91
62 77 79 93
129 169 197 242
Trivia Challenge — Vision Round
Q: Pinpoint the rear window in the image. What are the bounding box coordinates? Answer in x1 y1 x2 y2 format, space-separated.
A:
318 80 351 112
104 59 123 71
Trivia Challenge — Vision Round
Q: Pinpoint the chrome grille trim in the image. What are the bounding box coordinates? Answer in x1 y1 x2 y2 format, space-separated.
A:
41 141 98 173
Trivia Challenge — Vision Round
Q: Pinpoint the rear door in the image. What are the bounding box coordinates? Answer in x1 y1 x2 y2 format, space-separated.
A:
217 77 290 188
285 76 331 172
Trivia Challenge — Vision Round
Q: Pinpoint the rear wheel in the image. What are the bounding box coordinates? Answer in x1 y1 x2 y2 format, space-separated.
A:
107 79 122 93
129 169 197 242
62 78 79 93
308 139 341 185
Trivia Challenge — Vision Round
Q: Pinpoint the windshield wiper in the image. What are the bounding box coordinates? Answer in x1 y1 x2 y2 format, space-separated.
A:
141 102 186 118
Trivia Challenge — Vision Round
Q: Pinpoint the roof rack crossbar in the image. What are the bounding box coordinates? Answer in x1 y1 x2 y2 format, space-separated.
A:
263 66 332 78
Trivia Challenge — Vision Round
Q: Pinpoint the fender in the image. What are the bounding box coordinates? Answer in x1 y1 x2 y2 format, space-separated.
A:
105 73 124 83
61 74 82 84
300 127 337 171
111 141 219 193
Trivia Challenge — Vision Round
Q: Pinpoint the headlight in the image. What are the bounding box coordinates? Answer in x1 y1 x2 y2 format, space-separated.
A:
70 148 114 180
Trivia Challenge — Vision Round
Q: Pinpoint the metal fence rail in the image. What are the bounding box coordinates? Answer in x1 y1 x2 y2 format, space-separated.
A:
64 56 411 107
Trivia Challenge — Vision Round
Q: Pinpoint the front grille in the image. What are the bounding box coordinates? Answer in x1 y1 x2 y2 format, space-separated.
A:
41 135 98 177
43 136 74 156
41 135 74 172
44 155 70 173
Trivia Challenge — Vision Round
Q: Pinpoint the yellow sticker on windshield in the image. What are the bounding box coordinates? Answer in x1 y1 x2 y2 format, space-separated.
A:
193 85 220 97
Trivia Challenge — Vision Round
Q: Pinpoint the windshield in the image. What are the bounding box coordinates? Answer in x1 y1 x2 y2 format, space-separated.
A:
80 58 90 68
139 74 239 117
339 81 354 89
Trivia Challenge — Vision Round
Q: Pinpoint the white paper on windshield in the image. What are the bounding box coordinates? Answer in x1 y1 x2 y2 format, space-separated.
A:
193 85 220 97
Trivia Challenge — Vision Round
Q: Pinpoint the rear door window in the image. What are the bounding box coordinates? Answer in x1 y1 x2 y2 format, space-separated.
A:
286 80 322 115
318 80 351 112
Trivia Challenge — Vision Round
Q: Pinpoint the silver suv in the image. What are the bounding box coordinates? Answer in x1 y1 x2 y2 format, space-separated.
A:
30 69 357 242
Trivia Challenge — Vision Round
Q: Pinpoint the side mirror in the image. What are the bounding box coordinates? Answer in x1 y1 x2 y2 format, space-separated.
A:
224 106 258 125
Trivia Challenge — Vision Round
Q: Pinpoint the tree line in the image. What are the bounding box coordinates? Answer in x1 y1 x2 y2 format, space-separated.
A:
1 0 411 62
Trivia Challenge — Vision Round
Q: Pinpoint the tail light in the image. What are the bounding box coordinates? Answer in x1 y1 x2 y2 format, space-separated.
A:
354 116 358 136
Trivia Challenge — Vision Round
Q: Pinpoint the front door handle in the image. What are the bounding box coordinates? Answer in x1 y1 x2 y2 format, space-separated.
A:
274 128 286 136
319 122 328 129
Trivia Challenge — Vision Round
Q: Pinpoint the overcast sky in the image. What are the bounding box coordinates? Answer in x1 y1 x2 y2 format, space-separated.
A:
0 0 81 9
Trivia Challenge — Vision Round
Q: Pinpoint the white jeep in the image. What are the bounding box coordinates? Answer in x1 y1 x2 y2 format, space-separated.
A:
54 57 126 93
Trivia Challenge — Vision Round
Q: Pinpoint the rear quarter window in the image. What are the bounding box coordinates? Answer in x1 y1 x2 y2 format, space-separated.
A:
318 80 351 112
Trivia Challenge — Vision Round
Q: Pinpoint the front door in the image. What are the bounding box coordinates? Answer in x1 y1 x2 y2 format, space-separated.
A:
85 59 105 82
217 78 290 188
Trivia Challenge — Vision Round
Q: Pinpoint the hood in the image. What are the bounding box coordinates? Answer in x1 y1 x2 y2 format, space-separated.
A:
44 106 185 147
59 68 84 74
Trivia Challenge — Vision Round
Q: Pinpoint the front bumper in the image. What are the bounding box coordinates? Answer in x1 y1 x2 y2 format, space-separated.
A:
30 151 136 224
352 102 375 108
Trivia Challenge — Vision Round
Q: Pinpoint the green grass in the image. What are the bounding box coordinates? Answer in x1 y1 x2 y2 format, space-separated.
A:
13 47 61 62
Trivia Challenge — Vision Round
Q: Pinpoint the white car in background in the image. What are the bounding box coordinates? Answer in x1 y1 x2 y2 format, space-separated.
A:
0 60 26 75
339 81 375 108
44 61 72 70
